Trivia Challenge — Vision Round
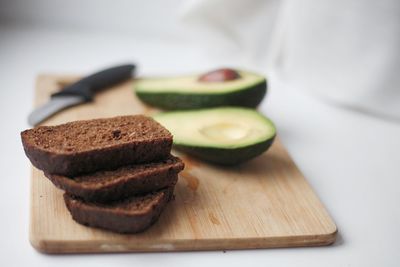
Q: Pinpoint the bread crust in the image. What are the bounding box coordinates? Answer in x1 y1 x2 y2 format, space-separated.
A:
45 156 184 202
64 187 174 234
21 116 173 176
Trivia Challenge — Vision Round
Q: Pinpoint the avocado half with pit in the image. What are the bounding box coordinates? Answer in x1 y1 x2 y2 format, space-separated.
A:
153 107 276 165
135 69 267 110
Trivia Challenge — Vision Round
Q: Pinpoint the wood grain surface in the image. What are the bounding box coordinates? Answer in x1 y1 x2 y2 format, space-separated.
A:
29 74 337 253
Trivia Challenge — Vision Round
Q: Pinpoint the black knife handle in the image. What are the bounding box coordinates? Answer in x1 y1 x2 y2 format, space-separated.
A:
51 64 136 101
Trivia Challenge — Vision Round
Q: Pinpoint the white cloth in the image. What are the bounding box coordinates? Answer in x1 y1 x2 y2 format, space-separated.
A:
181 0 400 121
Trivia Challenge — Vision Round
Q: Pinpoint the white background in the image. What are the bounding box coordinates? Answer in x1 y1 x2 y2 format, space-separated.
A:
0 0 399 266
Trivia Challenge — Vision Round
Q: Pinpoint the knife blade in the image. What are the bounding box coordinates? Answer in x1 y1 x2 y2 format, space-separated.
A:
28 64 136 126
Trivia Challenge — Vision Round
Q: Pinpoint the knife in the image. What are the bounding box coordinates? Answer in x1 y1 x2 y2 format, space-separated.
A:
28 64 136 126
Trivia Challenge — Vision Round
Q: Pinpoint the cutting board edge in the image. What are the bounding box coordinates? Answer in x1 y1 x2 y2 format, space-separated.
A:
29 229 337 254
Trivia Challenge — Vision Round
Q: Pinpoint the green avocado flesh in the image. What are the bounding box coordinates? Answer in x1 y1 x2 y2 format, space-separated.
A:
135 70 267 110
153 107 276 165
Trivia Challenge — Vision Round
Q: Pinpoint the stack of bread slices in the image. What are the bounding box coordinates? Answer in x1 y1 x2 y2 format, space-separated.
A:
21 115 184 233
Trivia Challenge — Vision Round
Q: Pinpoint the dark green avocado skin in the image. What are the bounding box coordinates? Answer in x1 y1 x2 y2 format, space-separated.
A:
135 80 267 110
174 134 275 165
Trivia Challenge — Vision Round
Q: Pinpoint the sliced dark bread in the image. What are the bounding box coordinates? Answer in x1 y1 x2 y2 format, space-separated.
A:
21 115 173 176
64 187 174 234
45 155 184 202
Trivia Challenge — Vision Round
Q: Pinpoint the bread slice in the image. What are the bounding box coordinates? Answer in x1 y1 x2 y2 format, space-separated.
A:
64 187 174 233
21 115 173 176
45 155 184 202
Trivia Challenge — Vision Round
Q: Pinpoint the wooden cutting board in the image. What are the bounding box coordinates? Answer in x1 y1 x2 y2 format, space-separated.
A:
29 74 337 253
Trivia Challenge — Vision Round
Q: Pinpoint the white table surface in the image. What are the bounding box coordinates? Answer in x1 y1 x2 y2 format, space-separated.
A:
0 25 399 267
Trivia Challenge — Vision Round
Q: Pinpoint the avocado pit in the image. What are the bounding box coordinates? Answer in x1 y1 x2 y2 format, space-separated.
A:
198 68 241 82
